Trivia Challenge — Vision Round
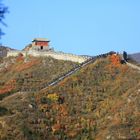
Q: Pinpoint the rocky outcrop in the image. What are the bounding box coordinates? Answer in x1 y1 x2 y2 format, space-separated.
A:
0 46 14 57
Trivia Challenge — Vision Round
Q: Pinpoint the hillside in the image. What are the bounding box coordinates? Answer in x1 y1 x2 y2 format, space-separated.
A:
0 55 78 99
0 55 140 140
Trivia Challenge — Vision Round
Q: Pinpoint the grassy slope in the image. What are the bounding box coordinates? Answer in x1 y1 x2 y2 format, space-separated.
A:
0 56 77 99
0 56 140 140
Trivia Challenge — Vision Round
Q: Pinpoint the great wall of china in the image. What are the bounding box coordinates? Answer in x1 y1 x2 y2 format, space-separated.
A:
5 38 140 93
5 49 140 93
20 52 115 92
7 38 89 63
7 50 88 63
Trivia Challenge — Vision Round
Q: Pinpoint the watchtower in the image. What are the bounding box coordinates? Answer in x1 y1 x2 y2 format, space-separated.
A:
32 38 50 51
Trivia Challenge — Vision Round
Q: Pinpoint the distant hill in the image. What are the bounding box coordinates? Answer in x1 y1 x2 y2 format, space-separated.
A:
0 46 15 57
129 52 140 63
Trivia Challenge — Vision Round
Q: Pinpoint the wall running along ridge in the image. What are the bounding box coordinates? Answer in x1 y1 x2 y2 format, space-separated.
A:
7 50 88 63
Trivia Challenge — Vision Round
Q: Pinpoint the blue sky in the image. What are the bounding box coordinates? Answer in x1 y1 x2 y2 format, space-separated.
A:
1 0 140 55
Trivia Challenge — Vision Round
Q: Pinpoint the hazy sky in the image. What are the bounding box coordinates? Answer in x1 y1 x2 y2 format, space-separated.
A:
1 0 140 55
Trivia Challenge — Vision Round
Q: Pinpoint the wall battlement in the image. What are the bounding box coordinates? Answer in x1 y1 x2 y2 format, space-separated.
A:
7 50 88 63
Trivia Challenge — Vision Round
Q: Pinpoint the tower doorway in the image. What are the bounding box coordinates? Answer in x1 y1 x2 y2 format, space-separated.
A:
40 46 43 50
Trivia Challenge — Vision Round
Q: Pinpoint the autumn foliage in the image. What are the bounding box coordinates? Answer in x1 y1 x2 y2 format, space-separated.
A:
47 93 59 101
109 54 121 67
0 79 16 94
30 57 140 139
1 55 140 139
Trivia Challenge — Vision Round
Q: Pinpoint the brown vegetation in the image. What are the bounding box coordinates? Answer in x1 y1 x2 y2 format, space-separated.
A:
0 56 140 139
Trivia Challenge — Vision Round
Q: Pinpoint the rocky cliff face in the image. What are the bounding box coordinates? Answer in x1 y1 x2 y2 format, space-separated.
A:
0 46 14 57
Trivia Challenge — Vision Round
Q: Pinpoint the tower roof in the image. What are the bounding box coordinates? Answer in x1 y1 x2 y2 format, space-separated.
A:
32 38 50 42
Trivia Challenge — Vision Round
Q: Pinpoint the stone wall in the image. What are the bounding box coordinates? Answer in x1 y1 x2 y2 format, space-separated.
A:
7 50 88 63
7 51 26 57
